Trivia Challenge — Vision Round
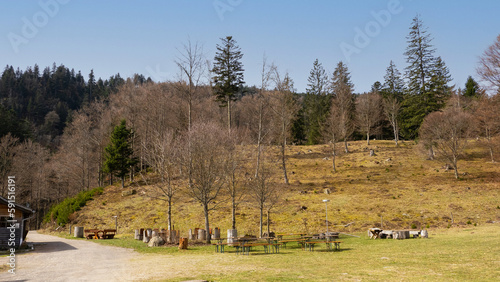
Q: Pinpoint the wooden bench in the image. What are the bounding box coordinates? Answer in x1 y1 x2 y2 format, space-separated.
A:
84 229 101 239
100 229 116 239
278 239 306 249
304 241 342 251
238 242 281 255
212 242 229 253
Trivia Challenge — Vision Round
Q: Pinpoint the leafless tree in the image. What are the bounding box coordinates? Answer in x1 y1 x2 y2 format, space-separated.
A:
383 95 401 146
142 128 180 231
175 39 205 131
269 69 298 185
323 103 341 173
419 107 474 179
474 94 500 162
182 122 230 243
356 91 383 145
477 34 500 94
248 159 280 238
330 62 355 153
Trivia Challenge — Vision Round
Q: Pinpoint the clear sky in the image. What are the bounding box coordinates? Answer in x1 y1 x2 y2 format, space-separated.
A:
1 0 499 93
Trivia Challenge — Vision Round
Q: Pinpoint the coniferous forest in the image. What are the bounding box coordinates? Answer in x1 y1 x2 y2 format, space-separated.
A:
1 16 499 230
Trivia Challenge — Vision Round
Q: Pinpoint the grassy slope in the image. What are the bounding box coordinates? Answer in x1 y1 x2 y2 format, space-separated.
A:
70 140 499 236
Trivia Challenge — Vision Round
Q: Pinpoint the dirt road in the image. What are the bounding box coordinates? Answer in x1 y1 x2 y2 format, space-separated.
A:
0 231 139 281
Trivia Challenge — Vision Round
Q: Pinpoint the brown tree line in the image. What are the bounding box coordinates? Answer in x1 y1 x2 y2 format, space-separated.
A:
1 34 499 232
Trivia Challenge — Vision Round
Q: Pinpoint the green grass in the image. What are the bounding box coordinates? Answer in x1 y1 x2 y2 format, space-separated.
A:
48 225 500 281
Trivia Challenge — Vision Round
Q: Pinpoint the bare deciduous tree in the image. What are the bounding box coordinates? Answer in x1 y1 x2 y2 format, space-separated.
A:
183 122 230 243
270 70 298 185
323 103 341 173
330 62 355 153
248 160 280 238
356 91 383 145
383 95 401 146
477 34 500 94
420 107 474 179
474 94 500 162
175 39 205 131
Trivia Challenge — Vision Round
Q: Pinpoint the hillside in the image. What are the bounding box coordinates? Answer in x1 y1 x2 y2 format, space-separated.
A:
68 140 500 236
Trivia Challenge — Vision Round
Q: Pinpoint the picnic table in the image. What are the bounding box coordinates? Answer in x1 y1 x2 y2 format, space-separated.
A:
84 229 116 240
304 241 342 252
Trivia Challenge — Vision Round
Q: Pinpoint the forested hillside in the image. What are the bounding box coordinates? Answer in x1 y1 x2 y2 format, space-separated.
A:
1 17 499 231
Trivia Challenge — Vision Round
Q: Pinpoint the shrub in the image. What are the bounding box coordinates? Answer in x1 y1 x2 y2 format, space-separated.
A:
44 187 104 226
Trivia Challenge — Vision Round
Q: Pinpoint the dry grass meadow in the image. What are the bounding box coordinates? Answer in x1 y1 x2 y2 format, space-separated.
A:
44 139 500 281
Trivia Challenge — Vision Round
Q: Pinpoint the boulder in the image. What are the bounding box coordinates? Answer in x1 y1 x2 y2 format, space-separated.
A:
148 236 165 247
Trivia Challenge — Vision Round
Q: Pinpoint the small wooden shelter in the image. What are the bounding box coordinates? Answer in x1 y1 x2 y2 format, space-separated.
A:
0 196 35 249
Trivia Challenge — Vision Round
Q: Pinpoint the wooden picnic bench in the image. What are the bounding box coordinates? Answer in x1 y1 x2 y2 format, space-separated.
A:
237 242 282 255
100 229 116 239
278 238 307 249
84 229 101 239
304 241 342 252
84 229 116 240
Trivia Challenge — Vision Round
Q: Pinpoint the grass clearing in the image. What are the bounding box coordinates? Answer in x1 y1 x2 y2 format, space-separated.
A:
47 225 500 281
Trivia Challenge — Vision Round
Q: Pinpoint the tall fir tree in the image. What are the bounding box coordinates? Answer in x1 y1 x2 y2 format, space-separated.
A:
381 61 405 100
212 36 245 133
464 76 480 98
400 15 452 139
103 119 138 188
304 59 330 144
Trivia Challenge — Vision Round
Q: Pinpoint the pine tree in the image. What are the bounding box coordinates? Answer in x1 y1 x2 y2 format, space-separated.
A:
304 59 330 144
381 61 405 100
400 16 452 139
212 36 245 133
103 120 138 188
464 76 480 98
404 15 435 96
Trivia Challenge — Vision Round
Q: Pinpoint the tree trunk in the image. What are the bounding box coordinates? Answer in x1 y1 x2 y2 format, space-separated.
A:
255 103 263 178
266 209 270 236
393 121 399 147
167 196 172 231
366 128 370 145
281 141 289 185
453 156 459 179
203 204 211 244
344 140 349 153
259 205 264 238
121 176 125 188
428 146 435 160
227 98 232 133
331 140 336 173
231 194 236 230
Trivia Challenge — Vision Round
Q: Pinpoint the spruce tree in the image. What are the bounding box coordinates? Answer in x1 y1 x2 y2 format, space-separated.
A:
304 59 330 144
400 15 452 139
212 36 245 133
381 61 405 100
103 119 137 188
464 76 479 98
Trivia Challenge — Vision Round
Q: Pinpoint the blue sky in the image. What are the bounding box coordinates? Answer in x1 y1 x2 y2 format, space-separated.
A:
1 0 499 93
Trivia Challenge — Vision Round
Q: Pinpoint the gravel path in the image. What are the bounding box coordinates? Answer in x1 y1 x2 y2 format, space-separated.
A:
0 231 139 282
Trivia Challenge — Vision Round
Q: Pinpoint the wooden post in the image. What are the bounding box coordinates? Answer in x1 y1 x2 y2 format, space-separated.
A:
179 238 188 250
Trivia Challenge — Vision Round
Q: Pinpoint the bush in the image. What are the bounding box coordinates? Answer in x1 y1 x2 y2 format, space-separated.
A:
44 187 104 226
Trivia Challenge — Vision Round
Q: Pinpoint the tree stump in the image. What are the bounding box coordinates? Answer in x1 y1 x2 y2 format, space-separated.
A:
188 229 196 240
178 238 188 250
134 229 143 240
152 230 158 237
198 229 206 241
393 230 410 239
212 227 221 240
227 229 237 244
369 149 375 156
421 230 428 238
74 226 84 238
143 230 151 243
